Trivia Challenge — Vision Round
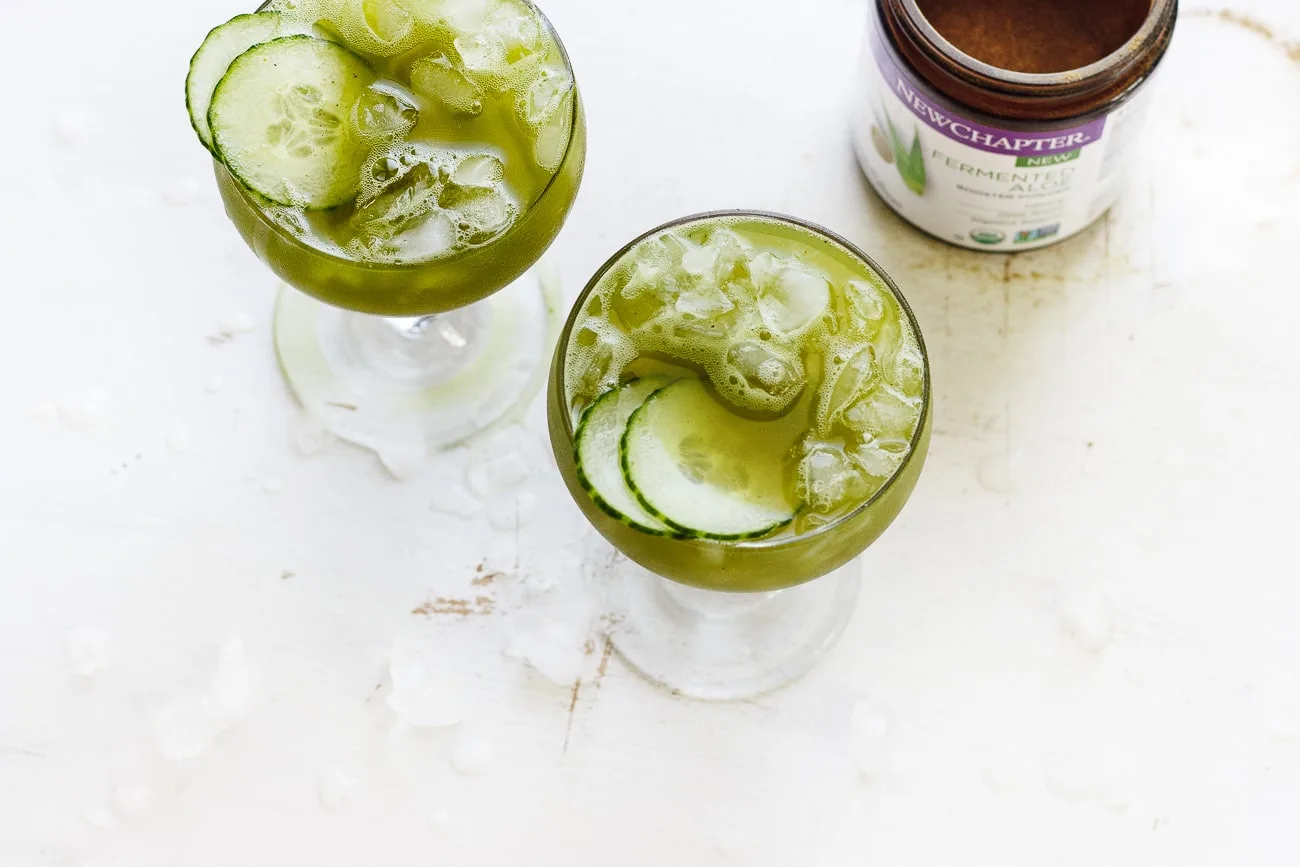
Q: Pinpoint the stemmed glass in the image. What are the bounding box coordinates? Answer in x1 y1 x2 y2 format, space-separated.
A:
210 0 586 473
547 211 932 699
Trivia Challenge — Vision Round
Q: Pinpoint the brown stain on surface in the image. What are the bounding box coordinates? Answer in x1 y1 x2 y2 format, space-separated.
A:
1191 9 1300 63
593 636 615 689
562 678 583 754
470 566 503 587
412 595 496 617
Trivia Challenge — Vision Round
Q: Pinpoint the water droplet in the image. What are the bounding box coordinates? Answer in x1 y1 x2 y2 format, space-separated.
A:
112 783 156 822
204 375 226 394
84 805 115 828
68 628 110 678
291 414 330 457
430 807 451 828
318 765 357 810
166 428 191 454
52 108 91 145
57 389 111 432
450 731 495 776
1059 588 1114 654
261 477 285 495
981 744 1034 794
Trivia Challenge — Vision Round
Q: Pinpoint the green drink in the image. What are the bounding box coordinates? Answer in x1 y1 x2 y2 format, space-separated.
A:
547 212 931 698
187 0 585 468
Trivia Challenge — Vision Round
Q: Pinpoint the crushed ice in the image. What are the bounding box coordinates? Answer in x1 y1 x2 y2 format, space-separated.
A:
153 637 256 765
67 628 110 678
112 783 156 822
503 593 597 686
1058 588 1114 654
57 389 111 432
386 639 464 729
318 765 357 810
449 730 495 776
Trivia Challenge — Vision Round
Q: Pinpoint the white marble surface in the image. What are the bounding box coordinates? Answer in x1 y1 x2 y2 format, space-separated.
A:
3 1 1300 865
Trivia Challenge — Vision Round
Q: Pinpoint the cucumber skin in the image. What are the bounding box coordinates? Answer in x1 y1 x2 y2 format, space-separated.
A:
574 381 691 540
208 35 374 211
186 13 281 155
618 383 796 543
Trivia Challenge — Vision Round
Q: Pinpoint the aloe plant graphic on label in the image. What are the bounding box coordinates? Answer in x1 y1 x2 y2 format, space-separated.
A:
872 106 926 196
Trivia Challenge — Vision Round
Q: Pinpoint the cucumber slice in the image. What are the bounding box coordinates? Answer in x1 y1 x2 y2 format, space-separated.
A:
622 379 799 541
186 13 283 153
575 378 680 537
209 36 376 209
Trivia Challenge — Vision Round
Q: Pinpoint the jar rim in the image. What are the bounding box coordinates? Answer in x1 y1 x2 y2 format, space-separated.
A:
897 0 1177 93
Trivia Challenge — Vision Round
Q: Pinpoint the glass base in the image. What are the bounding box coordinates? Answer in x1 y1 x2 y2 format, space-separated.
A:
605 557 863 700
273 265 561 477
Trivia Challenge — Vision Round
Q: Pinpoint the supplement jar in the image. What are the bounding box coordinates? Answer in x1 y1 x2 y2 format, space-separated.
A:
854 0 1177 251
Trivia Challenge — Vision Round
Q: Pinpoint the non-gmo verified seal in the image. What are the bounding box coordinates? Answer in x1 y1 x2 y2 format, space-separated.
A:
970 229 1006 245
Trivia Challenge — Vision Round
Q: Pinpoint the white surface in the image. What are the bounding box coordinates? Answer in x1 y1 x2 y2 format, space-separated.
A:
2 1 1299 865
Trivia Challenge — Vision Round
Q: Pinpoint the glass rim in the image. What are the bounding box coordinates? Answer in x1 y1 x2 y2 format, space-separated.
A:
898 0 1176 90
553 209 934 552
232 0 583 274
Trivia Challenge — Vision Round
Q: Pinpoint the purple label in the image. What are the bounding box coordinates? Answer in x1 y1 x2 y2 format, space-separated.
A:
869 25 1106 156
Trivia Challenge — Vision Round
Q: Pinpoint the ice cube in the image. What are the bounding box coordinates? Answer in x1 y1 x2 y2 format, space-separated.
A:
351 85 419 141
112 784 155 823
518 65 574 125
726 341 803 400
675 285 734 319
439 182 516 245
392 210 457 260
486 0 544 61
466 433 534 501
318 765 357 810
68 628 110 678
574 341 615 397
386 642 464 728
452 153 506 186
753 256 832 336
854 439 907 480
504 604 595 686
154 637 255 765
352 162 442 232
410 54 484 116
826 344 881 420
1058 587 1114 654
706 227 752 260
84 805 115 828
454 31 507 76
680 244 719 280
889 344 924 394
844 278 888 327
533 90 574 171
843 386 918 440
429 0 491 30
450 730 496 776
363 0 414 43
797 442 869 513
